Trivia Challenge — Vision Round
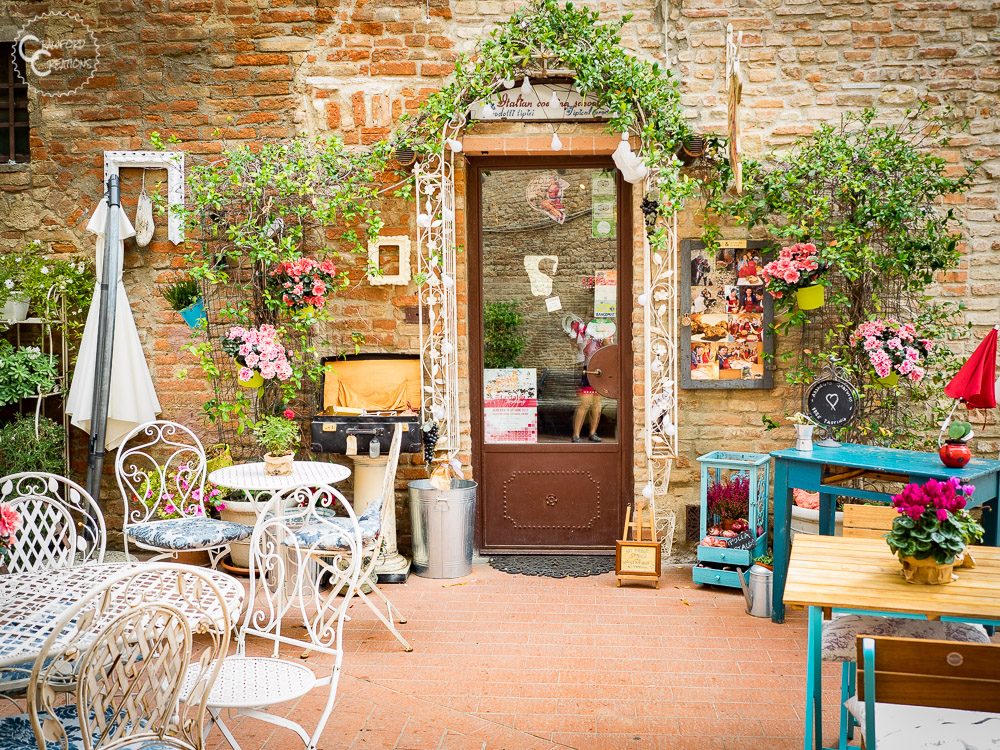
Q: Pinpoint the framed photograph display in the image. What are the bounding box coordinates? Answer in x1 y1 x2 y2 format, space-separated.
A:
680 239 775 389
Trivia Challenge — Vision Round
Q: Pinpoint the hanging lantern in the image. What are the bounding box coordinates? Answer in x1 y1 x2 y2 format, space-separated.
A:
550 132 563 151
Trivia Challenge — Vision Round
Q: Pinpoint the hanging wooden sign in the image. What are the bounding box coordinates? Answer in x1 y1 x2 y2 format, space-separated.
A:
469 81 612 122
615 499 661 588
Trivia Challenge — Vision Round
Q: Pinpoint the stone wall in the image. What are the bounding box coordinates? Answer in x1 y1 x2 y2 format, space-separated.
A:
0 0 996 551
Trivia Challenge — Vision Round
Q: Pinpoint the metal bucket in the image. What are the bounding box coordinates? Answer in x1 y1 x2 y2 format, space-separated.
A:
738 563 773 618
409 479 477 579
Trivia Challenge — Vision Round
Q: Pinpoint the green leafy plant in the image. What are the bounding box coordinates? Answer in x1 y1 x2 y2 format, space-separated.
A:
0 416 65 475
0 240 94 338
253 411 301 457
946 420 973 443
161 279 201 312
483 301 526 369
754 553 773 568
0 342 58 406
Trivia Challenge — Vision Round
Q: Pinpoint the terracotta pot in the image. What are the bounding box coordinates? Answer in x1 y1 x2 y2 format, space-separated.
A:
939 441 972 469
899 553 957 585
263 452 293 476
173 549 211 567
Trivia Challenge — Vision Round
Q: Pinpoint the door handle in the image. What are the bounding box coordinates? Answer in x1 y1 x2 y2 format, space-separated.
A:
584 369 603 377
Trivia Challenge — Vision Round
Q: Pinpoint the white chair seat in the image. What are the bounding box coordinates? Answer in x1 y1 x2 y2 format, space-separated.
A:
126 517 252 551
822 614 989 662
183 656 316 710
846 696 1000 749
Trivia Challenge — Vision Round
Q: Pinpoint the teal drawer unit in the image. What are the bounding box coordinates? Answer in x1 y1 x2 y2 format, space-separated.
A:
694 451 771 588
692 563 750 589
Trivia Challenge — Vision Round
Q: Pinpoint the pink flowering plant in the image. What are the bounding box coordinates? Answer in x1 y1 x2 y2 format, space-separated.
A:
0 502 21 565
220 324 293 384
268 257 345 312
759 242 825 299
886 477 983 565
850 318 932 383
140 463 228 520
707 474 750 522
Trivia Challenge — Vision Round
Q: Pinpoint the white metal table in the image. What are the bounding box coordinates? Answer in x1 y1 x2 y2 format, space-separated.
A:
0 561 245 672
208 460 351 495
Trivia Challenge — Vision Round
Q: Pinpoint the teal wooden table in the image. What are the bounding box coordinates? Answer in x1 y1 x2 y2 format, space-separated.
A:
771 443 1000 624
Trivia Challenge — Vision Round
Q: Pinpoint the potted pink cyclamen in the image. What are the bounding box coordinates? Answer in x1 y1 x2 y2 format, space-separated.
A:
760 242 826 310
850 318 932 389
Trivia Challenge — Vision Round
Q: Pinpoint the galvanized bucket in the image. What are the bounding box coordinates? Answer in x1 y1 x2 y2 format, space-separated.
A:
409 479 477 579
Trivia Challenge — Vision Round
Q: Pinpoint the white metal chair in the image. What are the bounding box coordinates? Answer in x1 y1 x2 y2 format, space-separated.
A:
183 483 364 750
850 635 1000 749
0 472 106 574
115 420 251 567
295 424 411 651
0 563 231 750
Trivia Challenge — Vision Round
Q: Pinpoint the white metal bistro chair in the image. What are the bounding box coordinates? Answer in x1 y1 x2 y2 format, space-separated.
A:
0 471 108 699
0 472 106 575
115 420 251 567
294 424 411 650
183 483 364 750
0 563 231 750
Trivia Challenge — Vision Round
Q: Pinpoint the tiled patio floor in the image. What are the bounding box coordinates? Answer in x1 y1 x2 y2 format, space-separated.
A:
222 563 847 750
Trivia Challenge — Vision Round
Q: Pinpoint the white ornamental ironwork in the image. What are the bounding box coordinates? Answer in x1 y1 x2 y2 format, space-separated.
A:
414 123 463 458
641 206 679 553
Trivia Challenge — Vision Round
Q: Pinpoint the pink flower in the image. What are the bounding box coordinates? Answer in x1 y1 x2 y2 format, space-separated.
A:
283 408 296 419
0 504 20 536
238 367 255 382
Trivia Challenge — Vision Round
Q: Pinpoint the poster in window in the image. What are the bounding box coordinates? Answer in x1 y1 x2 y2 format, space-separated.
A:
681 239 774 389
483 368 538 443
593 270 617 318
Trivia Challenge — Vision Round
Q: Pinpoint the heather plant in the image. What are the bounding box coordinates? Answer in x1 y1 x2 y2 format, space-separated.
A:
707 474 750 521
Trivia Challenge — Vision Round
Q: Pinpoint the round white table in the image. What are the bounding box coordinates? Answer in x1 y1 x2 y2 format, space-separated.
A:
0 561 245 671
208 460 351 493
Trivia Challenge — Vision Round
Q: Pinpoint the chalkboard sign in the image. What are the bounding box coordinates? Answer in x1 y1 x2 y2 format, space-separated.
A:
806 377 858 428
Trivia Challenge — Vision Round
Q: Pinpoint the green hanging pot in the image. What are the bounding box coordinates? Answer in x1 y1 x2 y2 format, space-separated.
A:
875 371 899 389
237 370 264 389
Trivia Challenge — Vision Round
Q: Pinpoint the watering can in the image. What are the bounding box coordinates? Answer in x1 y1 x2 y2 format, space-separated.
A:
738 564 772 618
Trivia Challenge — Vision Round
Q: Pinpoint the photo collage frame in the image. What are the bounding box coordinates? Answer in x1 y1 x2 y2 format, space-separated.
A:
680 239 775 389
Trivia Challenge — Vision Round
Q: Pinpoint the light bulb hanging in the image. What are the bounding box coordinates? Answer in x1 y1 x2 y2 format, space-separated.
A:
548 90 560 109
550 132 563 151
520 76 533 97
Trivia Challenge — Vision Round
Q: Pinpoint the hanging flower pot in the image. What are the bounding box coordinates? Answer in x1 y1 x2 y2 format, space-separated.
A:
237 369 264 389
875 370 899 389
179 297 207 329
795 284 824 310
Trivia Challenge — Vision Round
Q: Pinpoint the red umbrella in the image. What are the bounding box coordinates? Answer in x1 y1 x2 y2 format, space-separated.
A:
944 326 998 409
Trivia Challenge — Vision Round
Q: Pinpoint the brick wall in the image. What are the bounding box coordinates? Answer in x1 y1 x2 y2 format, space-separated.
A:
1 1 997 552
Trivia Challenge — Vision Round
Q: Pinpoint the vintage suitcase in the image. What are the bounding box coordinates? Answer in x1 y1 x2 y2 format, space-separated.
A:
310 413 422 455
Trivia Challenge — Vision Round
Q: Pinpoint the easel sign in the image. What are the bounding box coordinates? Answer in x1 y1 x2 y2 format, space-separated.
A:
615 499 662 588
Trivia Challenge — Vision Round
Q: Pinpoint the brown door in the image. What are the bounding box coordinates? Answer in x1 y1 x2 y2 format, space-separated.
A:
469 157 632 552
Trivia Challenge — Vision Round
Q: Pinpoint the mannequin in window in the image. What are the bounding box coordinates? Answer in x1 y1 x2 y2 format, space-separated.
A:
568 319 608 443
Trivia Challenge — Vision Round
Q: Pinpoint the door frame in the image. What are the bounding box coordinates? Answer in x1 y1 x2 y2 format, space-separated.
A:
467 155 634 553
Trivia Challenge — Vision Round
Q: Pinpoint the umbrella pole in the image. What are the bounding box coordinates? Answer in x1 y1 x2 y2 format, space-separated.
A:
85 176 122 502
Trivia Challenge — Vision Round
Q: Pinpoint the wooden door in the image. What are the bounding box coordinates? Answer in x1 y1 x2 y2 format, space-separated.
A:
469 157 633 552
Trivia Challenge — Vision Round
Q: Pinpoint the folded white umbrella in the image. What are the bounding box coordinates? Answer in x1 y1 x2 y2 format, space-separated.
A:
66 197 161 449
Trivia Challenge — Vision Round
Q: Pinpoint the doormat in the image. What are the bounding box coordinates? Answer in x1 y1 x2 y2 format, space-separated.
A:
489 555 615 578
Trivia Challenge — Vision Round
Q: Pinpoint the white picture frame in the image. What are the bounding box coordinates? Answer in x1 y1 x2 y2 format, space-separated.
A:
367 235 411 286
103 150 185 244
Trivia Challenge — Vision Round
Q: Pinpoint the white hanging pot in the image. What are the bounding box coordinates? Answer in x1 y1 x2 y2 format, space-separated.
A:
2 295 29 323
135 188 155 247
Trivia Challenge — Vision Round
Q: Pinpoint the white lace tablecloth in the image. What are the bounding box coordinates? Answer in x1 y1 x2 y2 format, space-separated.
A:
208 461 351 493
0 561 245 669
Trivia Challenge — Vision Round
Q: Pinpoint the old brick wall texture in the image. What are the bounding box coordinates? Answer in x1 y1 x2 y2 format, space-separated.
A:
0 0 997 551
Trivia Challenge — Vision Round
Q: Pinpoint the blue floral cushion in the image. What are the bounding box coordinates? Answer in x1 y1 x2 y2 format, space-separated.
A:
126 518 252 551
293 500 381 550
0 704 85 749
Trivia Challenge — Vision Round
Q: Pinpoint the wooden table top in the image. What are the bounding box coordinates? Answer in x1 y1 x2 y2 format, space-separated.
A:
783 535 1000 621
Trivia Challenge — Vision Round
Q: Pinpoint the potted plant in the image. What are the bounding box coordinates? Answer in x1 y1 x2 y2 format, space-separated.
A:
483 301 526 369
0 416 65 474
253 408 300 476
267 257 344 316
790 489 846 537
0 501 21 570
887 477 983 584
0 342 59 407
789 411 816 452
706 474 750 530
760 242 826 310
161 278 206 329
939 419 974 468
753 552 773 571
850 318 932 388
220 325 293 389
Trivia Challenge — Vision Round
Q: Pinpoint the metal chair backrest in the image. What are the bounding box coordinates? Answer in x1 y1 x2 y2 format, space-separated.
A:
241 483 364 657
373 424 404 540
842 504 896 540
0 472 106 573
857 635 1000 716
27 563 230 750
115 420 209 530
